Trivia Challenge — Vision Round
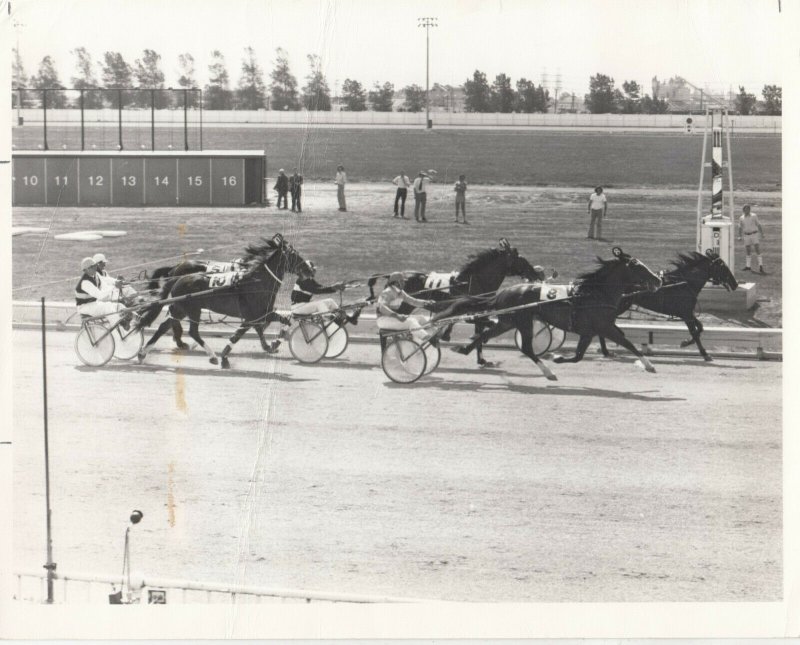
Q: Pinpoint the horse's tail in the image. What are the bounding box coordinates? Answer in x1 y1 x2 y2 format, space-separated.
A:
136 279 175 329
146 265 176 294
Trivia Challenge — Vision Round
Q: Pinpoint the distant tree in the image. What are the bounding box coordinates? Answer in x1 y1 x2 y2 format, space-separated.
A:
585 73 619 113
463 69 491 112
69 47 103 108
30 56 67 107
236 46 267 110
302 54 331 111
270 47 300 110
640 94 669 114
101 51 133 108
133 49 167 107
205 50 233 110
490 73 515 113
402 84 425 112
734 86 757 115
619 80 642 114
761 84 781 115
368 82 394 111
12 46 27 108
177 53 198 107
514 79 548 113
341 78 366 111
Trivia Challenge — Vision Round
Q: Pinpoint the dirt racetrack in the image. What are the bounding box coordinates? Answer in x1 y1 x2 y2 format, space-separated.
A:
13 328 781 602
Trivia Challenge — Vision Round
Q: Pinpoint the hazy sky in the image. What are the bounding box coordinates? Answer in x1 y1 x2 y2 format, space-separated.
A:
8 0 787 96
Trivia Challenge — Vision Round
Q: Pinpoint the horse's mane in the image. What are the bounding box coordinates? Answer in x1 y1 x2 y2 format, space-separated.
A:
458 247 507 277
241 238 281 268
574 256 625 294
668 251 710 277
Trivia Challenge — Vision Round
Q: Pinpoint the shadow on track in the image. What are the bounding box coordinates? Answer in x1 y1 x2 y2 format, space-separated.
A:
76 363 315 383
390 377 686 402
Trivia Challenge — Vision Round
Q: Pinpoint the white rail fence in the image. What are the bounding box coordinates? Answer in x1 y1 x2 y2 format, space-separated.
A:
13 108 782 132
13 569 430 604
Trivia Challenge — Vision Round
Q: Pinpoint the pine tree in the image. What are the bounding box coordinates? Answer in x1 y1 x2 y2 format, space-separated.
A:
490 73 515 113
30 56 67 108
301 54 331 111
101 51 133 109
133 49 166 108
236 46 267 110
270 47 300 110
584 73 619 114
368 82 394 111
205 50 233 110
463 70 491 112
402 84 425 112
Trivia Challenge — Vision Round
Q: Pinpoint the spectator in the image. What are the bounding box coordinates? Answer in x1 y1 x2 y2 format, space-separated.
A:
454 174 468 223
290 168 304 213
274 169 289 210
392 171 411 218
335 165 347 212
737 204 766 273
587 186 608 240
413 170 436 222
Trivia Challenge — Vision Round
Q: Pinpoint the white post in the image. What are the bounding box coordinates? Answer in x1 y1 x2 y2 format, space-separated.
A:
696 109 709 253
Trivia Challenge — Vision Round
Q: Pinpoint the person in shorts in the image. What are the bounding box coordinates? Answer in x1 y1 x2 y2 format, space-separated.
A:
737 204 766 273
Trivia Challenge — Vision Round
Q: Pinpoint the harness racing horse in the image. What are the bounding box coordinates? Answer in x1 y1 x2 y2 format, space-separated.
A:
367 238 548 366
136 235 312 369
598 250 738 361
432 247 662 381
145 258 246 350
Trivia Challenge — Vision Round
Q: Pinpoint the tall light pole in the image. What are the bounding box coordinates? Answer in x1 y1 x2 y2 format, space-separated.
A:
418 16 438 129
13 18 25 125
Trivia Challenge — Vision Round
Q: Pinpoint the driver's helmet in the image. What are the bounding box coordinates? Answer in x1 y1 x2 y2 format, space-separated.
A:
387 272 405 287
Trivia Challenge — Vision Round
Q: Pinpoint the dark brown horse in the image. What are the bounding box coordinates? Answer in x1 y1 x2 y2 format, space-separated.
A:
136 235 312 369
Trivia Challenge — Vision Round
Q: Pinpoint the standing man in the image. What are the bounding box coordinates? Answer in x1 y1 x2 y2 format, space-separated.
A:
289 167 304 213
392 171 411 218
335 165 347 212
413 170 434 222
274 169 289 210
454 174 468 223
737 204 766 273
587 186 608 240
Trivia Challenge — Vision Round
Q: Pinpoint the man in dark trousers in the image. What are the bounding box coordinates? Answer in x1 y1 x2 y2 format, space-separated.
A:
290 167 304 213
274 169 289 209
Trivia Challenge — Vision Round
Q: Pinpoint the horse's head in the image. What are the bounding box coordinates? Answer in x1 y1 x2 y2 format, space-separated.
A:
245 235 313 281
705 249 738 291
611 246 662 293
279 241 314 280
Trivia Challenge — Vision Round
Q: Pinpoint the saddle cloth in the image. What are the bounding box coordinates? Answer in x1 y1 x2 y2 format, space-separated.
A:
424 271 458 291
207 270 243 289
206 259 244 274
539 283 575 301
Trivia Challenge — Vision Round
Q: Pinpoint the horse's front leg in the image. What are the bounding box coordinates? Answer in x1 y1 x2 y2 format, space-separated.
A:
517 318 557 381
171 319 190 350
602 324 656 373
185 318 220 366
684 317 712 361
138 318 175 363
219 323 252 368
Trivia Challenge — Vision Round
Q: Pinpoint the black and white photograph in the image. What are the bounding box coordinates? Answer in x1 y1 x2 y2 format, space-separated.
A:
1 0 797 638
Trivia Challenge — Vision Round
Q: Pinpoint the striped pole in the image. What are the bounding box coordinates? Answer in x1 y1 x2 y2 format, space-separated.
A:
710 125 723 219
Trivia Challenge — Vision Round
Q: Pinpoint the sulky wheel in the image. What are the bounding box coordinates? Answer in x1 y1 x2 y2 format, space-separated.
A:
514 319 552 357
547 324 567 352
423 342 441 375
113 326 144 361
289 320 328 363
75 320 116 367
324 320 349 358
381 338 427 384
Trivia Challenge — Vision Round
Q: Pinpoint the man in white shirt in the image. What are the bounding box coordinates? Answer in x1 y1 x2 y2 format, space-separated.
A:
335 165 347 211
737 204 766 273
392 171 411 218
587 186 608 240
413 170 435 222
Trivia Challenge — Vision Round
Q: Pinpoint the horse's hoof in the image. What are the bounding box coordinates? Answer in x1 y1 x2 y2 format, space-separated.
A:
209 357 219 365
136 351 146 364
703 355 713 362
221 357 230 369
176 342 189 350
552 355 565 363
680 339 692 348
546 373 558 381
265 341 281 354
451 345 470 355
603 352 616 359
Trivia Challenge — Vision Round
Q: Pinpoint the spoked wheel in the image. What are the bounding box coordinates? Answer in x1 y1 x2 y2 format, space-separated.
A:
548 325 567 352
75 321 116 367
423 342 441 375
382 338 427 384
113 324 144 360
289 320 329 363
515 319 552 357
324 320 349 358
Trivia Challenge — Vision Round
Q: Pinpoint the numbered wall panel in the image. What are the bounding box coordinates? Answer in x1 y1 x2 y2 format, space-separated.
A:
12 152 264 207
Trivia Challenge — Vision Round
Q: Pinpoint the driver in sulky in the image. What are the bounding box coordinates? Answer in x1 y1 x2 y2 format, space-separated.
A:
376 272 436 347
